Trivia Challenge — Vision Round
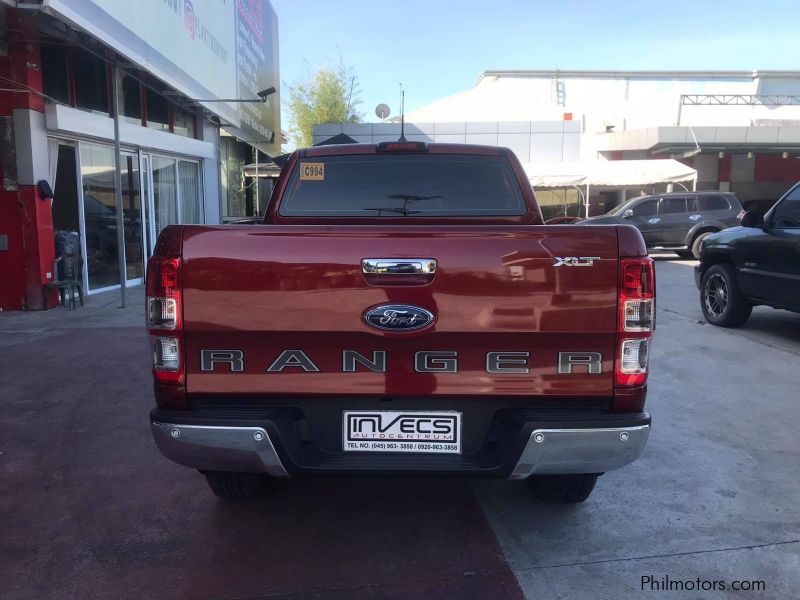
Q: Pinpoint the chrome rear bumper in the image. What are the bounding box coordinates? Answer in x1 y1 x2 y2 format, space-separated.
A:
151 420 649 479
151 422 289 477
508 425 651 479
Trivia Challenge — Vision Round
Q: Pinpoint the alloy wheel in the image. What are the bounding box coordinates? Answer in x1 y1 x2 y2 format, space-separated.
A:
704 273 729 318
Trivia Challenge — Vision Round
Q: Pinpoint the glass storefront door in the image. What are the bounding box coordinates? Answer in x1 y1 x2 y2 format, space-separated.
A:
121 154 144 281
80 143 117 289
79 143 144 290
178 160 202 224
75 144 204 290
152 156 178 237
142 154 203 256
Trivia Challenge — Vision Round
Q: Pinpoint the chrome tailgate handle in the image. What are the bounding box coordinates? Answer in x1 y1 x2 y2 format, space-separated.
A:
362 258 437 275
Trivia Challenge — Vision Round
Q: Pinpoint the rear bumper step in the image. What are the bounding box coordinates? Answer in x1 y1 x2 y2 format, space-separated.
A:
151 409 650 478
508 425 650 478
151 422 289 478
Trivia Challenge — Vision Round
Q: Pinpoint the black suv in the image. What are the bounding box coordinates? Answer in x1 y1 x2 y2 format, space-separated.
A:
577 191 744 258
695 183 800 327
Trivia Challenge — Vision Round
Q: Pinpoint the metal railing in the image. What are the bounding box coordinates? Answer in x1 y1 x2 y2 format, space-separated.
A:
677 94 800 125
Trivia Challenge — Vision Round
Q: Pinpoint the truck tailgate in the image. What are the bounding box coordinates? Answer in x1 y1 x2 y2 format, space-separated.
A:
181 224 619 397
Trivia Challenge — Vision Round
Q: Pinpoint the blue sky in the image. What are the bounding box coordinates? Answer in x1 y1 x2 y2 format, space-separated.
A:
272 0 799 123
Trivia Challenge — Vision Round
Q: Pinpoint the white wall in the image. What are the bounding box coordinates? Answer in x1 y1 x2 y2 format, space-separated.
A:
416 73 800 133
313 121 581 163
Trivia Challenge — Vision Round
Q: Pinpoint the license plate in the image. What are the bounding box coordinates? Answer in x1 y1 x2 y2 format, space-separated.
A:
343 410 462 454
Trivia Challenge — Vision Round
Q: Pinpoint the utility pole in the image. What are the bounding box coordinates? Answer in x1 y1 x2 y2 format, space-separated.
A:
112 61 126 308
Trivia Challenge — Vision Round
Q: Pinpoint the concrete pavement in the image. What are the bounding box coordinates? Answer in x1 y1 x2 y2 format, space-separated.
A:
474 255 800 598
1 256 798 598
0 286 520 599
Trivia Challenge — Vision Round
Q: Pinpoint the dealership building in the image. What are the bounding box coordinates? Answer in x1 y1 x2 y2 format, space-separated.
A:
0 0 280 310
317 69 800 219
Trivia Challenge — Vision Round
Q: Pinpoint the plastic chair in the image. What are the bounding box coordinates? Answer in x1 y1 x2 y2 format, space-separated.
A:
44 253 84 310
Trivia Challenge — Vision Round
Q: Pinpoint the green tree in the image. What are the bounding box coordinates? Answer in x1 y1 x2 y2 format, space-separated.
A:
287 61 362 148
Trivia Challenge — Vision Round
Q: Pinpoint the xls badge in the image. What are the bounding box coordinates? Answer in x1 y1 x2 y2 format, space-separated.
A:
553 256 601 267
364 304 434 332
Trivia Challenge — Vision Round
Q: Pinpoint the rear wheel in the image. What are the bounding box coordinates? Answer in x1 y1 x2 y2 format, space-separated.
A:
675 250 694 260
691 231 715 259
203 471 273 501
700 263 752 327
526 474 598 504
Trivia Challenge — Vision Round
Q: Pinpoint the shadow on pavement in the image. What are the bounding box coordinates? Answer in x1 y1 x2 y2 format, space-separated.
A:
734 309 800 343
0 326 521 600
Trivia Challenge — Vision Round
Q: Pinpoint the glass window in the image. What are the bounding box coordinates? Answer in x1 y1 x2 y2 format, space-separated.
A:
40 45 71 105
173 106 196 138
786 185 800 201
631 199 657 217
152 156 177 234
772 189 800 229
80 143 118 289
74 48 109 114
121 75 142 124
145 87 170 132
79 143 144 289
52 145 79 231
698 195 730 211
660 197 688 214
121 155 144 280
220 139 251 220
280 154 526 217
178 160 202 224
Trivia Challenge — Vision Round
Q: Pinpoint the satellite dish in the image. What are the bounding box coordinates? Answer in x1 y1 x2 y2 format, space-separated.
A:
375 103 391 119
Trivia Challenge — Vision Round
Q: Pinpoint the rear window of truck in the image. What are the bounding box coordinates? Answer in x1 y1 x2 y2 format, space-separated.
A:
279 154 526 217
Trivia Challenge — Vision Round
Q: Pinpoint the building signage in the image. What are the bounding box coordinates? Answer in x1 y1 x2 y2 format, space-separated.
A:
231 0 280 153
43 0 280 154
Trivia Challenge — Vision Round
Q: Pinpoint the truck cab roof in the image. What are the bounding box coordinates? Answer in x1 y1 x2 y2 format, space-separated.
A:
300 142 508 158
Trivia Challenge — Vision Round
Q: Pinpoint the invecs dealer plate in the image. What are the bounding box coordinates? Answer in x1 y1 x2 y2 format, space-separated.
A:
343 410 461 454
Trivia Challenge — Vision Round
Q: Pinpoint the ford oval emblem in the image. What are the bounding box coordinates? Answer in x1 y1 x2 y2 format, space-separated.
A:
364 304 435 332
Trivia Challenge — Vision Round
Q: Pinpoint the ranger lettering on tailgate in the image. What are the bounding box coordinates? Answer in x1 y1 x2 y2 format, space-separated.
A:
198 349 605 374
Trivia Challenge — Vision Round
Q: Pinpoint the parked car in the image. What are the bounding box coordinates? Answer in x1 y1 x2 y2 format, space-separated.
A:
576 191 745 259
145 142 655 504
695 183 800 327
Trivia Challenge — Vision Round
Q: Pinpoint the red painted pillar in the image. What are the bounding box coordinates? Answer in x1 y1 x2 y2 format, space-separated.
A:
718 154 732 192
0 8 55 311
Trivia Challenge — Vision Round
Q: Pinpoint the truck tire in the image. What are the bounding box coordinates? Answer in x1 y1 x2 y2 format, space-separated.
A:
526 474 598 503
203 471 272 501
691 231 715 259
700 263 752 327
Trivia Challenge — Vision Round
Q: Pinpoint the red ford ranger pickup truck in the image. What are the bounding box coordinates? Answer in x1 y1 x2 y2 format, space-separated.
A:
146 142 654 503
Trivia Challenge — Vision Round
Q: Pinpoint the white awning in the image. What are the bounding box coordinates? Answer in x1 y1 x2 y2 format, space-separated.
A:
243 162 282 178
522 159 697 188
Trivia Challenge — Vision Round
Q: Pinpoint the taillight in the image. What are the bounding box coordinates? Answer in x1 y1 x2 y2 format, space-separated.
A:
146 256 184 387
617 338 650 385
146 257 180 329
616 258 654 388
620 258 654 333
